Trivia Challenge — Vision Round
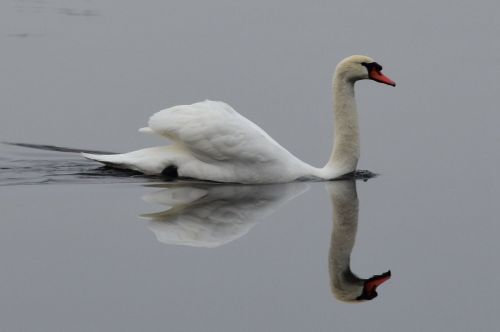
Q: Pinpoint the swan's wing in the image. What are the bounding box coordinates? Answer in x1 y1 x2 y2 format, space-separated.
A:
145 100 294 163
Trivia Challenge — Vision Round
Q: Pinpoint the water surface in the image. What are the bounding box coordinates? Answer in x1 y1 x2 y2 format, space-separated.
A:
1 0 500 331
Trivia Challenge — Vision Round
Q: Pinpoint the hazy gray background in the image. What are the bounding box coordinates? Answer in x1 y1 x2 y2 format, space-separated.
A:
1 0 500 331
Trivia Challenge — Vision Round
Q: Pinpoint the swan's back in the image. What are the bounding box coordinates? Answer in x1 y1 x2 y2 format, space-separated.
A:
147 100 289 163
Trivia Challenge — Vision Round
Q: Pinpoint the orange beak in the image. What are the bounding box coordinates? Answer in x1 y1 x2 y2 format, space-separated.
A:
369 69 396 87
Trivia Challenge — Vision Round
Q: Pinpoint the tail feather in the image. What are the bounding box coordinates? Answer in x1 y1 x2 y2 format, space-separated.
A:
81 153 130 169
82 145 186 175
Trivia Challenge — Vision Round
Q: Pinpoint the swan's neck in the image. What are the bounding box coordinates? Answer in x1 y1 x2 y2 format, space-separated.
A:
322 74 360 179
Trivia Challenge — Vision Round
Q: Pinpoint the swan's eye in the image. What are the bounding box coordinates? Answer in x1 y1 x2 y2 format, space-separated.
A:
361 62 383 72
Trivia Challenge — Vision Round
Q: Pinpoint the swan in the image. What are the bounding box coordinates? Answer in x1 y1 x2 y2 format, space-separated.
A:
82 55 395 184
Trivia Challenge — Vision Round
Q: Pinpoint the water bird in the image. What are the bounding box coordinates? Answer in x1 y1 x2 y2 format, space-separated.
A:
83 55 395 183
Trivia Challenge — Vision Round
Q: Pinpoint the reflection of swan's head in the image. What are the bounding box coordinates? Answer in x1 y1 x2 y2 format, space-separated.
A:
327 180 391 302
140 183 309 248
332 269 391 303
336 55 396 87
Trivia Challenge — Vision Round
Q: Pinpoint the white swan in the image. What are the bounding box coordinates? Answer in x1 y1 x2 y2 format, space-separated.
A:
83 55 395 184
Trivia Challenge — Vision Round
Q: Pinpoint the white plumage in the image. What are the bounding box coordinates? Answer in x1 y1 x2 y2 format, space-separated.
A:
83 100 314 183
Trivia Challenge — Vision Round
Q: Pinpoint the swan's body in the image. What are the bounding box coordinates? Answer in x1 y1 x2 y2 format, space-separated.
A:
83 55 395 184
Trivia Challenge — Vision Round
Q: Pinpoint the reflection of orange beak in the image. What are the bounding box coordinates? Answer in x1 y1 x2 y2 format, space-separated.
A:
369 69 396 86
365 270 392 293
357 270 391 301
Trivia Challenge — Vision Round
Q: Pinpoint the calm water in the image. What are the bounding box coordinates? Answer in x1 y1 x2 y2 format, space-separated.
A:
1 0 500 331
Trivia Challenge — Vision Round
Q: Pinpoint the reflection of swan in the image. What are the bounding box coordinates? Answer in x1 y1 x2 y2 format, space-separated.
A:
83 55 395 183
328 181 391 302
141 182 309 248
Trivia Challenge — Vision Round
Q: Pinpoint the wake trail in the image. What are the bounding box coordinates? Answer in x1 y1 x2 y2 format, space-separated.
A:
3 142 116 155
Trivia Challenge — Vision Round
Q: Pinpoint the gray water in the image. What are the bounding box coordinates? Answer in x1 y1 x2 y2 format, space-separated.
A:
1 0 500 331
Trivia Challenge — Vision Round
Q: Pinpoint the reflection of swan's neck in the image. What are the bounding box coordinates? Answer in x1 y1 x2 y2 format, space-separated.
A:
323 73 360 178
327 181 391 302
328 181 364 300
330 181 358 273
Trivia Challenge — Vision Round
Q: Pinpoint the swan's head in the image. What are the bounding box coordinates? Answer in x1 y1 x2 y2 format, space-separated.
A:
336 55 396 87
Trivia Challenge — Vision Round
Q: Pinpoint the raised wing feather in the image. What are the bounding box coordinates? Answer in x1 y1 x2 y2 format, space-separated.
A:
147 100 293 163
